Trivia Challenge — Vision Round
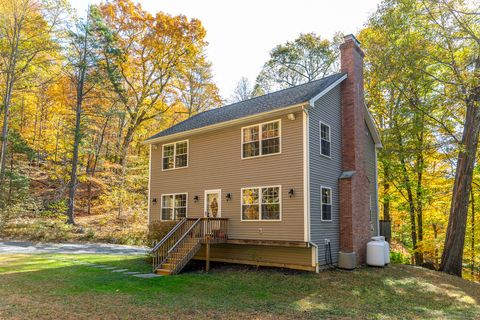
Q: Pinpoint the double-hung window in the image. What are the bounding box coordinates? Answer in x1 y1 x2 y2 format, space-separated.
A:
321 187 332 221
320 122 331 157
242 120 280 158
162 140 188 170
241 186 281 221
161 193 187 220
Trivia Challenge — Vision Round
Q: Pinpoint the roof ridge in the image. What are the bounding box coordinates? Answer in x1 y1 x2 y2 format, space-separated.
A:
218 72 344 111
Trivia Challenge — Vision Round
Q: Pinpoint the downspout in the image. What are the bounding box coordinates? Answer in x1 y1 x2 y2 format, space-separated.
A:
304 103 320 272
309 241 319 273
374 148 380 236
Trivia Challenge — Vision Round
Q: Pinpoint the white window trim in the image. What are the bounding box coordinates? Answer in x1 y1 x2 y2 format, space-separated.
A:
320 186 332 222
240 185 282 222
160 192 188 221
162 139 189 171
204 189 222 217
241 119 282 160
319 121 331 159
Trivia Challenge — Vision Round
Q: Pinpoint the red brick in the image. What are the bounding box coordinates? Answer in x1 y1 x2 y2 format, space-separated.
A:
339 35 371 265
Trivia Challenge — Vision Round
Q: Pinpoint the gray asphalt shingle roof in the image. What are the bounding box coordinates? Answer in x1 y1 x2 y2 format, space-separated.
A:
146 73 346 141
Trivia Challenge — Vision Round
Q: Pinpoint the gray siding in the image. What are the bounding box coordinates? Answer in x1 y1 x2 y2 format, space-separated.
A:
365 123 379 235
309 86 342 265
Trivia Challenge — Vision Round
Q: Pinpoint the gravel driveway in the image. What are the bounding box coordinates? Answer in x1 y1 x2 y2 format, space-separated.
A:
0 241 148 255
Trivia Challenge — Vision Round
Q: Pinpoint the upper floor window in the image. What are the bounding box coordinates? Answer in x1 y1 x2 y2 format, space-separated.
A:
321 187 332 221
161 193 187 220
242 186 281 221
242 120 280 159
320 122 331 157
162 140 188 170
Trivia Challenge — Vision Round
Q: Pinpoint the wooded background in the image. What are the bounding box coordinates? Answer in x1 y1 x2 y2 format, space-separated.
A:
0 0 478 279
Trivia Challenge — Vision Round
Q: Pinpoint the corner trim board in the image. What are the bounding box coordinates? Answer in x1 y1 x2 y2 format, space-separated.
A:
303 107 310 242
147 144 152 225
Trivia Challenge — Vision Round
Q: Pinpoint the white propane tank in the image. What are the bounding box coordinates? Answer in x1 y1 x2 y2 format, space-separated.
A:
371 236 390 265
367 240 385 267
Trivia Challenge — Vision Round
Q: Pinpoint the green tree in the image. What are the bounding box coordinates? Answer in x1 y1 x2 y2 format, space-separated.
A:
0 0 64 183
418 0 480 277
255 32 342 93
63 7 102 225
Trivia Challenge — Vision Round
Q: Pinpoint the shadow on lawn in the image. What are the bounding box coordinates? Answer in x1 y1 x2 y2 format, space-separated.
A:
0 255 479 319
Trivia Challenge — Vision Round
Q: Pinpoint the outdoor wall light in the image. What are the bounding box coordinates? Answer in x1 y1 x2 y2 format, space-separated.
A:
152 198 157 204
194 196 199 202
226 193 232 201
288 189 295 198
287 113 296 121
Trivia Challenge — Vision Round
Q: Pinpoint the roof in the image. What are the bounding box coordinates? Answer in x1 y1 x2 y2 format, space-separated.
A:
145 73 347 142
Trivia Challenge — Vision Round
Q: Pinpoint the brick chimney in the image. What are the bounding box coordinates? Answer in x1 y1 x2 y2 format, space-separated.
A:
338 34 371 265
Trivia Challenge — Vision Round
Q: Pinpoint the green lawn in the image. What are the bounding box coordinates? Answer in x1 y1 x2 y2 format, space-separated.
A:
0 254 479 319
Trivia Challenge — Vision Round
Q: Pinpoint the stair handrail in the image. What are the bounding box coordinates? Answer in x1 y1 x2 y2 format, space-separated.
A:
166 218 203 274
166 217 202 256
150 218 187 254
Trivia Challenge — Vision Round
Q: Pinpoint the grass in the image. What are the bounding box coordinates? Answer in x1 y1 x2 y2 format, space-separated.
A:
0 254 479 319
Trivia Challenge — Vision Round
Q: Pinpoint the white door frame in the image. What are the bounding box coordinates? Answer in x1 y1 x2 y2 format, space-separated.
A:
204 189 222 217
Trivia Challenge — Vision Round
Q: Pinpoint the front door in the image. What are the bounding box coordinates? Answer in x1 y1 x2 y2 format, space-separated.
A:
205 190 221 218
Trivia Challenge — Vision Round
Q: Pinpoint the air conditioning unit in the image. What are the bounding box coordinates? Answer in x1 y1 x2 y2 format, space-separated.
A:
338 251 356 270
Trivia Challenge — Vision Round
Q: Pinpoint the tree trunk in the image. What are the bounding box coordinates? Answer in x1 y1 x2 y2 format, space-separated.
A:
432 223 439 269
440 91 480 277
0 78 15 184
383 166 391 221
66 93 83 225
86 116 109 215
65 19 90 225
0 11 22 184
470 189 475 277
398 134 421 265
415 125 425 265
117 124 135 218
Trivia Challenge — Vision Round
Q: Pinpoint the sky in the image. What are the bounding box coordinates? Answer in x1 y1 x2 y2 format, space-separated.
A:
70 0 382 99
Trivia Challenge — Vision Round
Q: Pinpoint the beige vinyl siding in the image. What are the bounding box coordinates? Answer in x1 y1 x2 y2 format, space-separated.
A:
193 244 314 271
149 110 305 241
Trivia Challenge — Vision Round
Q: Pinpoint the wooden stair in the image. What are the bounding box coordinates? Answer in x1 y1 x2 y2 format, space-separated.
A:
151 218 203 275
154 238 201 275
150 217 228 275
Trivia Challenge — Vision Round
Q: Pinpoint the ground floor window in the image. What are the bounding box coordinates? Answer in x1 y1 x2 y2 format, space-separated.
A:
321 187 332 221
161 193 187 220
242 186 281 221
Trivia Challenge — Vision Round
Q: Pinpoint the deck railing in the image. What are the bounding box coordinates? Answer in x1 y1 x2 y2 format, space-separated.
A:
193 217 228 243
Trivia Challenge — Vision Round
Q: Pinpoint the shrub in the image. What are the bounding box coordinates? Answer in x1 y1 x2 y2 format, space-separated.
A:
41 199 68 218
390 251 410 264
147 221 177 245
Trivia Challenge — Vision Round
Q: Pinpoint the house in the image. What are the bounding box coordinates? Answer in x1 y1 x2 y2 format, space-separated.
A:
144 34 382 275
